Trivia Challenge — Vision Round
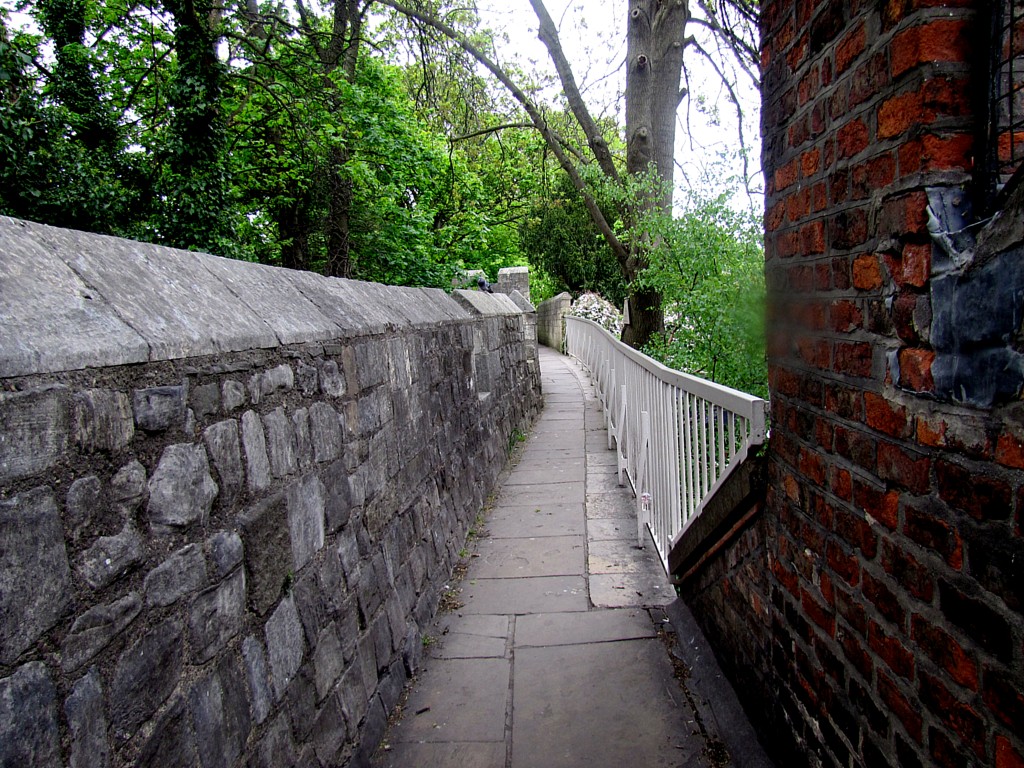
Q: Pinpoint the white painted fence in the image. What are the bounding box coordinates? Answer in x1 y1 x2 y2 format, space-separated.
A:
565 316 767 573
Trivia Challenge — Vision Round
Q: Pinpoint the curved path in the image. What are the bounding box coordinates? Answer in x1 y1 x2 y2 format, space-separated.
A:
373 346 770 768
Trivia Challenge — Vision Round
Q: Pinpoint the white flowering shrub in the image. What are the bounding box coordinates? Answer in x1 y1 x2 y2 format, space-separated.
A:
568 292 623 336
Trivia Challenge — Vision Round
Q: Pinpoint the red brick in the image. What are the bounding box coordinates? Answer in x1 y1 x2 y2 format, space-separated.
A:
766 200 786 231
852 153 897 199
801 147 821 178
996 736 1024 768
880 538 934 602
837 426 878 472
877 442 930 494
911 616 978 690
837 119 869 158
891 292 923 344
852 254 883 290
869 620 915 679
801 220 826 254
919 670 986 758
814 261 831 290
891 20 973 79
903 500 964 569
786 187 811 222
878 90 924 139
788 264 814 292
833 207 869 249
850 51 890 108
917 415 947 448
832 256 852 290
921 76 972 119
773 555 800 596
865 392 908 437
878 670 923 741
901 243 931 287
830 169 849 204
879 191 930 238
983 667 1024 734
898 138 924 176
899 348 935 392
920 133 974 172
835 506 878 559
775 157 800 191
827 539 860 586
836 22 866 74
839 626 874 679
830 300 862 333
936 459 1012 521
835 341 873 378
798 66 820 107
812 182 827 212
863 570 906 627
853 481 899 530
824 382 864 423
995 426 1024 469
802 586 837 636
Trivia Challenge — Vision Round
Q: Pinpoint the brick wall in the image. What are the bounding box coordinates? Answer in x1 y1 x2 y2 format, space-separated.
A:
0 217 542 767
756 2 1024 766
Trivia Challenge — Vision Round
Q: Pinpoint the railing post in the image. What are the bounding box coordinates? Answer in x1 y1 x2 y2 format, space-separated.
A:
617 384 628 485
636 410 651 548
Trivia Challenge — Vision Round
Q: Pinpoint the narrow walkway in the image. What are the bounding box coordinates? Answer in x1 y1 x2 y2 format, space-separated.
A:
373 347 768 768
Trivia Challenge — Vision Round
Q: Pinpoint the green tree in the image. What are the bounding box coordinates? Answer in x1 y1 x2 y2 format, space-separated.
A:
638 190 767 398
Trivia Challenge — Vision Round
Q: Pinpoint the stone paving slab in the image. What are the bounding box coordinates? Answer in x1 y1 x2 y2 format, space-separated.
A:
390 657 509 742
470 535 585 578
588 539 650 574
590 571 676 609
456 576 589 615
376 741 506 768
483 504 585 538
515 608 656 647
499 463 585 486
585 492 635 518
511 639 698 768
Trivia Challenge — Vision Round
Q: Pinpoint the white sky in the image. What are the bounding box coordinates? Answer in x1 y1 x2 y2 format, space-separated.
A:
476 0 763 212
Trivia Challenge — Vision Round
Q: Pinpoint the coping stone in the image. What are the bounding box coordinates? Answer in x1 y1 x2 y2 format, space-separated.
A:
0 217 149 376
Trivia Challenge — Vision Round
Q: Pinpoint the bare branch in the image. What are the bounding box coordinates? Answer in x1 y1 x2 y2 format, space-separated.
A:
449 122 534 142
528 0 620 183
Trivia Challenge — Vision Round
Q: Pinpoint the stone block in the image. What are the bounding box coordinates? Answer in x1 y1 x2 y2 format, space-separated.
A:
0 662 61 767
250 712 298 768
222 380 246 413
134 694 198 768
145 543 208 607
0 487 72 664
241 635 273 726
309 402 342 464
189 656 251 768
191 382 221 422
292 569 332 647
77 523 144 590
203 419 243 505
110 459 147 514
284 664 317 742
147 443 218 531
65 475 104 540
74 389 134 452
133 385 187 432
261 364 294 397
312 623 346 702
266 595 305 700
319 359 346 397
240 492 291 616
324 460 353 534
207 530 243 579
108 616 184 741
190 569 246 663
241 410 272 493
0 386 69 483
288 473 326 571
62 592 142 673
65 669 112 768
311 691 349 765
265 406 298 477
293 407 313 469
296 360 319 396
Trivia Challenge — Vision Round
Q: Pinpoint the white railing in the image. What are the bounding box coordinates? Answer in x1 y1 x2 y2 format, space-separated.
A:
566 316 767 573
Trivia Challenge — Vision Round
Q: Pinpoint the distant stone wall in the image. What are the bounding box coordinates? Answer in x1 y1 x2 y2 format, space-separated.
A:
536 293 572 351
495 266 530 303
0 216 541 767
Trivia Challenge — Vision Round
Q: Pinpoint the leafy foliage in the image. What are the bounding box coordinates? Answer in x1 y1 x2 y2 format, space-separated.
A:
638 191 767 399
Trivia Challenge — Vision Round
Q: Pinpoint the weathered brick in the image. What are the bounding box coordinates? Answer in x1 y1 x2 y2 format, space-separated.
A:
903 499 963 569
899 348 935 392
864 392 908 437
837 119 870 159
834 341 873 378
911 616 978 690
939 579 1013 662
936 459 1012 521
802 586 837 636
995 736 1024 768
836 22 865 74
852 254 883 290
878 670 922 741
891 20 972 79
835 505 879 558
864 569 906 627
880 539 933 602
868 620 915 680
919 669 986 758
876 442 930 494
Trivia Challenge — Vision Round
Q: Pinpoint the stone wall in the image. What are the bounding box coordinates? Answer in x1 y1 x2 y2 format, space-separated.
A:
746 3 1024 767
536 293 572 351
0 216 542 767
495 266 530 303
